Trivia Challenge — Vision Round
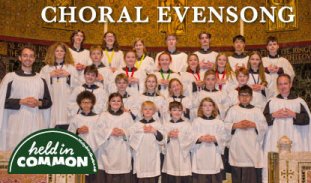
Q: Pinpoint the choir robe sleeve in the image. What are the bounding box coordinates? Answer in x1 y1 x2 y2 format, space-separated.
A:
67 87 82 118
224 108 235 140
92 88 107 115
68 116 79 134
0 73 14 129
93 113 115 148
39 78 53 109
68 66 80 88
281 58 295 82
176 122 195 159
214 122 226 154
293 102 310 126
120 113 135 141
128 123 145 151
255 111 268 145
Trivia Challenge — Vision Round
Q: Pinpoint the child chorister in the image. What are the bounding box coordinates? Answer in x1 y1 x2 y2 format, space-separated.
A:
133 38 156 74
68 30 92 76
214 53 236 93
102 31 124 72
129 101 165 183
87 45 113 92
225 85 267 183
96 93 134 183
193 32 218 73
140 74 168 121
167 78 192 120
228 35 249 71
114 73 140 120
154 52 180 98
112 50 146 96
67 91 102 183
191 97 226 183
155 33 188 73
262 36 295 95
68 65 107 119
195 70 227 120
180 54 205 97
162 101 194 183
40 42 79 128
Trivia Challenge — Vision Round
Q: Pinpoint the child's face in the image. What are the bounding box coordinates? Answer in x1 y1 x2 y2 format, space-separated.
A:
199 34 210 46
237 73 249 85
54 46 65 61
142 105 155 118
266 41 279 54
73 32 84 45
116 79 128 92
166 36 177 48
204 74 216 88
170 107 183 119
84 72 97 84
104 33 115 46
217 55 227 68
170 81 182 96
277 76 292 95
249 54 261 69
146 77 157 91
80 98 93 112
134 41 144 53
110 96 122 111
201 101 214 116
233 40 245 52
125 52 136 67
238 93 252 105
159 54 171 69
188 55 199 69
90 50 103 63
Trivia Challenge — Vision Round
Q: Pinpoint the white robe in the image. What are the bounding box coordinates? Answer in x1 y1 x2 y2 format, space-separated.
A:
102 50 124 70
224 105 267 168
0 72 51 150
262 56 295 95
166 96 193 121
179 71 205 98
228 55 249 71
135 55 156 74
69 48 92 78
96 111 134 173
162 119 194 176
138 93 168 122
154 71 180 98
129 119 165 178
67 84 107 118
40 64 79 127
191 117 226 174
122 93 140 119
193 50 218 73
155 51 188 72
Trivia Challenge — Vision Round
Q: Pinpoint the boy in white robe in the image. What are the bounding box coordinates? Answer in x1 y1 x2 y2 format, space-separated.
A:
262 36 295 95
68 91 103 183
67 65 107 120
262 74 310 183
228 35 249 71
193 31 218 73
162 101 194 183
225 85 267 183
129 101 165 183
0 47 52 151
155 34 188 73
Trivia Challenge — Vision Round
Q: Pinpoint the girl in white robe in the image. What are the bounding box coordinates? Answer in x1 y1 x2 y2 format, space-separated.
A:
193 32 218 73
162 101 194 183
96 93 134 183
40 42 79 128
129 101 165 183
262 74 311 183
224 85 267 183
191 97 226 183
154 52 180 98
111 50 146 96
155 34 188 73
101 31 124 72
138 74 168 122
179 54 205 98
167 78 193 121
195 70 228 120
68 30 92 77
67 65 107 119
0 69 52 151
67 91 103 183
133 38 156 74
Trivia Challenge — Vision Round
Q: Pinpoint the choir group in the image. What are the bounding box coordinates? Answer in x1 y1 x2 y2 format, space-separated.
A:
0 30 310 183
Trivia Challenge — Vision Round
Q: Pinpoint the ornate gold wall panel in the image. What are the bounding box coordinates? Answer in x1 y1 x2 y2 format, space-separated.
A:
0 0 310 47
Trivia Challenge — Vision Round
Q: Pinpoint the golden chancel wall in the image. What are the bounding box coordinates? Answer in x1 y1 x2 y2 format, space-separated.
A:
0 0 311 48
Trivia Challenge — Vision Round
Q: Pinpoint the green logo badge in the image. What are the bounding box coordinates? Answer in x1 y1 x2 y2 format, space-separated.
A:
8 129 98 174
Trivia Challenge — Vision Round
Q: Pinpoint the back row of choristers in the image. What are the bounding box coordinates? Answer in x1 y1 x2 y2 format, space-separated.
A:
0 30 309 183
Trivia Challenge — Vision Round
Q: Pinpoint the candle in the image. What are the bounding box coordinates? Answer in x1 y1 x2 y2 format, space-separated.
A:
104 18 108 33
240 18 244 35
